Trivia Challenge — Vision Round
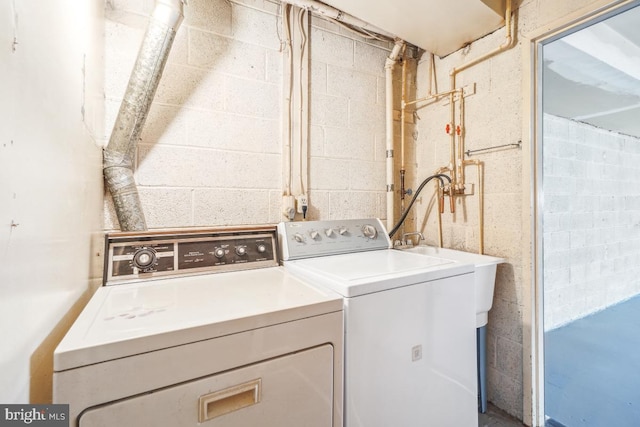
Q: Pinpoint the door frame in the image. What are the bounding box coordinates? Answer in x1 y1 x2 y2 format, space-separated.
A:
524 1 640 425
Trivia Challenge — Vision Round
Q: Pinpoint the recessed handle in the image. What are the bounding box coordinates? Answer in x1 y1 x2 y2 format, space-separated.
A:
198 378 262 422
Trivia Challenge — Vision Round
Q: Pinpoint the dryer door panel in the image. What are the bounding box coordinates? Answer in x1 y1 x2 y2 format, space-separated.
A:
79 344 333 427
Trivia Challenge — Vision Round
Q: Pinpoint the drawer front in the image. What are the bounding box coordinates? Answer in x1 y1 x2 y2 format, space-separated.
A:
80 344 333 427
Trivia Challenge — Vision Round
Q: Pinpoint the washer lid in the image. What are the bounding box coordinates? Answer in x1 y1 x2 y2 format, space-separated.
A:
284 250 474 297
54 267 342 371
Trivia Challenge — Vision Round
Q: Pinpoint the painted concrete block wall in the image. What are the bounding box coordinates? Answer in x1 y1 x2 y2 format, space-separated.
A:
543 114 640 330
104 0 398 229
0 0 104 403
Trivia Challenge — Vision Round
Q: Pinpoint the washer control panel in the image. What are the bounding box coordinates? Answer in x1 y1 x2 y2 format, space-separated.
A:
278 218 390 260
104 226 278 285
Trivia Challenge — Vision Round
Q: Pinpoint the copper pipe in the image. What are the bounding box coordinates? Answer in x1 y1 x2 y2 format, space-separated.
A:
435 166 451 247
458 91 466 186
464 159 484 254
404 88 458 107
448 0 513 192
450 0 514 89
437 186 444 247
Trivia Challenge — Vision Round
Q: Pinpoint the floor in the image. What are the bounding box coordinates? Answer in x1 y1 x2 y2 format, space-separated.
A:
544 294 640 426
478 404 526 427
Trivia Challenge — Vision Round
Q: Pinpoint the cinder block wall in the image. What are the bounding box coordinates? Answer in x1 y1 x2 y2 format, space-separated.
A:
543 114 640 330
103 0 405 229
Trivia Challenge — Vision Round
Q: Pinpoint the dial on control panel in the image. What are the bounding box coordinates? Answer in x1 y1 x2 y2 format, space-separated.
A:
132 248 157 270
362 224 378 239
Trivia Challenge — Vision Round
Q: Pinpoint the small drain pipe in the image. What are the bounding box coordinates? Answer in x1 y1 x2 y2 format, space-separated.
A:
103 0 184 231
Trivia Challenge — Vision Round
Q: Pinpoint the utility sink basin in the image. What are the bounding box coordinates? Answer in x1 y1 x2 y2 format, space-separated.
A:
399 246 504 328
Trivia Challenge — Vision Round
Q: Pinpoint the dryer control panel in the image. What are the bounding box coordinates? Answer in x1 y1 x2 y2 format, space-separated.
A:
104 226 278 285
278 218 391 260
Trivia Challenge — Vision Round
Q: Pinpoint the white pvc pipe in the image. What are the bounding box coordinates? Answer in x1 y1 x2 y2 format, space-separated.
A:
385 40 404 232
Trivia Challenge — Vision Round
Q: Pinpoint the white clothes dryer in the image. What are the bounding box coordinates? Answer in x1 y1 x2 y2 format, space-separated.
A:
54 225 343 427
279 218 477 427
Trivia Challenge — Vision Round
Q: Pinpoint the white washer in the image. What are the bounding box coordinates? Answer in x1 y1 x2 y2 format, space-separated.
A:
279 219 477 427
54 226 343 427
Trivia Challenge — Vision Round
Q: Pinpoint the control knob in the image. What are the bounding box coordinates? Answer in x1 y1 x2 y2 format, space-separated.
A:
325 228 334 237
338 227 348 236
294 233 305 243
310 230 320 240
257 243 267 253
214 248 225 259
132 248 157 270
362 224 378 239
235 246 247 256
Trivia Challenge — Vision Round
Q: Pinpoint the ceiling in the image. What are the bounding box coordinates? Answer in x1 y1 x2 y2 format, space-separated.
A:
319 0 505 56
543 5 640 138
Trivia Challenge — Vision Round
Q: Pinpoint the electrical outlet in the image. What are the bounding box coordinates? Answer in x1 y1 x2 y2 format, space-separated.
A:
296 195 308 214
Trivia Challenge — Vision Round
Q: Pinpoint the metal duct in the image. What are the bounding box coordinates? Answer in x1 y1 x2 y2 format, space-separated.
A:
103 0 184 231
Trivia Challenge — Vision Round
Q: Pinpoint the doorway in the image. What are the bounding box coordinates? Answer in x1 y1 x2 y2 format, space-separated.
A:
537 2 640 426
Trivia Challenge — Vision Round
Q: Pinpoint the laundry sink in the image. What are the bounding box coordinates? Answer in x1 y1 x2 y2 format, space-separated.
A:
398 246 504 328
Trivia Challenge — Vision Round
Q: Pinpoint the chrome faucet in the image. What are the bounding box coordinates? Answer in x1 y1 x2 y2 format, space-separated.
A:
401 232 425 247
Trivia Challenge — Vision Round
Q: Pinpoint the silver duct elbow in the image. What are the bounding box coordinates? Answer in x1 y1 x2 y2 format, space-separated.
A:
103 0 184 231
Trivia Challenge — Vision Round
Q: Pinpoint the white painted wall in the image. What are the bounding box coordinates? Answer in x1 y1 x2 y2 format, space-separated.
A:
543 114 640 330
103 0 398 229
0 0 104 403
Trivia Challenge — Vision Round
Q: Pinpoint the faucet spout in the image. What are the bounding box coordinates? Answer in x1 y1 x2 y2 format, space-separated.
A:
401 232 425 247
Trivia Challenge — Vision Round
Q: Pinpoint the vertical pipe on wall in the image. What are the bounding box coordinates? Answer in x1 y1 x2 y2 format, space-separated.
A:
400 45 408 219
385 40 405 231
400 49 407 205
282 4 293 199
464 159 484 253
103 0 184 231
